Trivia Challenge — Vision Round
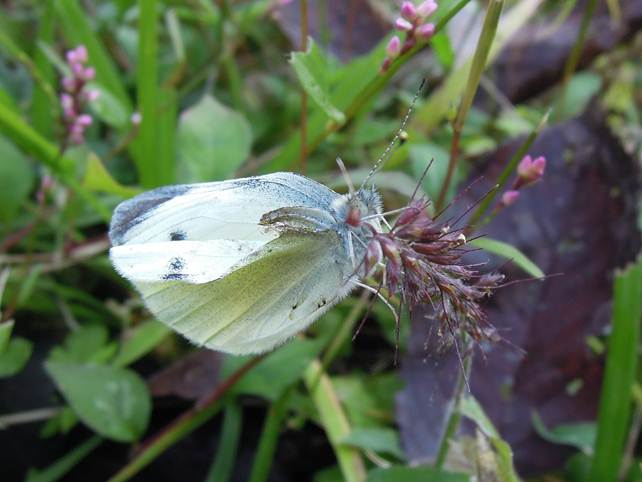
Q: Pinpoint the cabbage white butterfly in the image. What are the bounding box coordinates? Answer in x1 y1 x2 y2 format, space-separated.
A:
109 172 384 354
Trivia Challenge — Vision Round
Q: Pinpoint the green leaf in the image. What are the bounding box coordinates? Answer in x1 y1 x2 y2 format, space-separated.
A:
340 427 405 459
0 136 34 223
470 237 545 278
87 82 129 128
111 320 171 368
290 38 345 124
366 466 470 482
82 152 140 198
45 361 151 442
176 95 252 182
460 396 520 482
532 412 596 454
0 337 33 377
223 338 323 401
0 320 14 353
589 257 642 482
48 324 111 364
409 142 451 201
26 436 102 482
431 31 455 69
205 401 243 482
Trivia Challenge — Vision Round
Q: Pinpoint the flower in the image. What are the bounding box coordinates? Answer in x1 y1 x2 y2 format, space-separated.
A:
386 36 402 58
400 1 418 21
417 23 435 39
395 17 414 32
500 190 520 207
516 155 546 188
59 44 98 145
417 0 438 18
363 199 502 345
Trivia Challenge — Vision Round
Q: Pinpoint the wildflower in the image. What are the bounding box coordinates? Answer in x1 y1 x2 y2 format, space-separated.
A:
516 155 546 188
500 190 520 208
381 1 438 72
363 198 502 346
59 45 99 145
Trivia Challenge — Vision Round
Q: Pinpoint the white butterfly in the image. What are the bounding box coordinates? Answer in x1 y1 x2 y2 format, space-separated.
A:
109 172 383 355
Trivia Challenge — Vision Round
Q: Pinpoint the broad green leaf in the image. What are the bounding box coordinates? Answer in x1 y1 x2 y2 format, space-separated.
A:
0 337 33 377
111 320 171 368
46 361 151 442
340 427 405 459
290 38 345 124
532 412 596 454
470 237 545 278
366 466 470 482
590 257 642 482
48 324 111 364
25 436 102 482
0 136 34 223
223 338 323 401
176 95 252 182
0 320 14 353
83 152 141 198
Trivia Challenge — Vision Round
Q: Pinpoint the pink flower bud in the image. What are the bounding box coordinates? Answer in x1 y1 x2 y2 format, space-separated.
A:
395 17 414 32
74 45 88 63
417 22 435 39
62 77 76 92
386 36 402 58
417 0 438 18
71 62 84 77
501 190 520 207
400 1 418 21
517 155 533 178
517 154 546 186
81 67 95 81
131 112 142 125
60 93 73 110
76 114 93 126
83 89 100 102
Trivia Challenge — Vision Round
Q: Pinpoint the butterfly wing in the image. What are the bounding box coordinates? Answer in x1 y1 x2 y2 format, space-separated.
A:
109 172 339 246
132 231 355 354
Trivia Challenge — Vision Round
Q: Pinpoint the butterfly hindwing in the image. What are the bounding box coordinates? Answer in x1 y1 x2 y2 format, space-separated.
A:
133 231 355 354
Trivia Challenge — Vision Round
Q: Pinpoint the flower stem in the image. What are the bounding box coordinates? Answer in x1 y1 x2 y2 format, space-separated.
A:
303 359 367 482
436 0 503 210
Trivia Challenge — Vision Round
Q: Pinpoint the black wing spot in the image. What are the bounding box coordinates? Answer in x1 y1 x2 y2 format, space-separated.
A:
163 256 187 280
292 303 299 310
170 230 187 241
317 298 327 308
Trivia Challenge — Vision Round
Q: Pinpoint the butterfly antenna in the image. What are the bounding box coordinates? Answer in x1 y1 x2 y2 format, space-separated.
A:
360 78 427 190
336 157 356 197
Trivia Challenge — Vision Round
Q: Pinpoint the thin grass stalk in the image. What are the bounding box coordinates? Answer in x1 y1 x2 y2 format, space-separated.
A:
435 0 503 210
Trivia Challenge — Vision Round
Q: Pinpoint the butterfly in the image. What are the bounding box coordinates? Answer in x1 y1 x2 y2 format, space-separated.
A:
109 172 384 355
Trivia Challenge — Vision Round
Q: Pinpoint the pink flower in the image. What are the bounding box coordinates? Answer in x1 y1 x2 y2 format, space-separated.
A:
417 23 435 39
395 17 414 32
66 45 88 64
81 67 95 81
501 190 520 207
517 155 546 187
417 0 438 18
131 112 142 125
386 35 402 58
400 1 418 21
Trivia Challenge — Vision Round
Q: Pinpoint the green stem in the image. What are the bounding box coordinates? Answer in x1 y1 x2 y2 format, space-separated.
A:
303 359 367 482
205 399 243 482
248 387 294 482
465 109 550 233
435 0 503 210
107 355 265 482
435 346 473 468
555 0 598 120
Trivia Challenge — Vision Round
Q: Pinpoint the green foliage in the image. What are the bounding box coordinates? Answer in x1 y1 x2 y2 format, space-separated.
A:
0 336 32 377
176 95 252 182
340 427 405 460
366 467 470 482
471 237 545 278
0 136 34 224
45 361 151 442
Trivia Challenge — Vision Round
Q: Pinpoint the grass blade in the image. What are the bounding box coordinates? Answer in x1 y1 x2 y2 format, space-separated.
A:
589 257 642 481
205 400 243 482
470 237 544 278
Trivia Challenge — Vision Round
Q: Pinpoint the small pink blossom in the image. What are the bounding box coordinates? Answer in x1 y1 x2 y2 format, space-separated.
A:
417 23 435 39
395 17 414 32
83 90 100 102
501 190 520 207
386 35 402 58
517 155 546 187
400 1 418 21
417 0 438 18
81 67 95 81
131 112 142 125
